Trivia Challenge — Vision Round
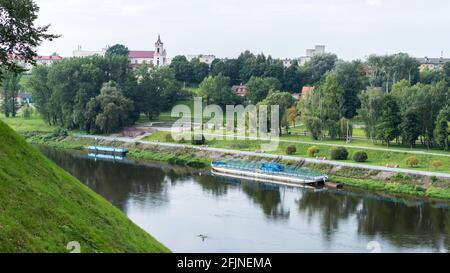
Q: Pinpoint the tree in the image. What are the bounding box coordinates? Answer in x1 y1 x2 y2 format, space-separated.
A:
263 60 284 83
245 76 281 104
259 90 294 135
316 72 345 138
376 95 401 147
0 0 59 80
27 65 53 123
169 55 193 84
400 108 421 148
366 53 419 92
29 55 139 129
190 58 209 84
105 44 129 56
210 58 241 85
304 116 322 140
0 69 21 117
84 81 134 134
334 60 367 118
443 62 450 84
434 106 450 150
282 61 303 92
308 53 338 84
419 67 442 84
199 75 240 108
358 88 385 141
137 66 182 119
287 107 298 127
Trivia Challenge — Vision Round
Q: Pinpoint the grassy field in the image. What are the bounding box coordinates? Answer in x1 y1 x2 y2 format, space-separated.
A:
0 120 169 253
0 113 56 134
145 130 450 173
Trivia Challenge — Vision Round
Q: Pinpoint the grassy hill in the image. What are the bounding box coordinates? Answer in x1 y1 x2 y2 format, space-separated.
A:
0 120 169 253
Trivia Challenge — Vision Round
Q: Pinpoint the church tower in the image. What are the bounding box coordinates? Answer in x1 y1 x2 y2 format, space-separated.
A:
154 34 167 67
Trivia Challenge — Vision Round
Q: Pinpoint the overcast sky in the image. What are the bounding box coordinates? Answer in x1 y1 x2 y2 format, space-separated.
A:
35 0 450 60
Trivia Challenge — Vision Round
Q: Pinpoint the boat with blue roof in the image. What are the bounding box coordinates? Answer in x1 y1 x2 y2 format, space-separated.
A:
211 159 328 187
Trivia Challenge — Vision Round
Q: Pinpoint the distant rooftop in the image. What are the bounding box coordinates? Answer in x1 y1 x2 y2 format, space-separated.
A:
416 57 450 65
128 50 155 59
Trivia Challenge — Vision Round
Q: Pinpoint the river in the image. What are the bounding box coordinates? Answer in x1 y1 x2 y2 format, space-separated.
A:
40 147 450 253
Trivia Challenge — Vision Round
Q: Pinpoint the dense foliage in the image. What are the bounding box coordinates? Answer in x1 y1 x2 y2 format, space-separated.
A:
26 56 183 133
0 0 59 80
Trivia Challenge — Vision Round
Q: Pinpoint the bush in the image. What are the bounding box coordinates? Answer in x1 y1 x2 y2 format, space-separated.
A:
164 133 174 142
307 146 319 157
431 160 443 169
430 176 438 184
330 147 348 160
50 128 68 138
286 145 297 155
405 156 419 167
352 151 368 162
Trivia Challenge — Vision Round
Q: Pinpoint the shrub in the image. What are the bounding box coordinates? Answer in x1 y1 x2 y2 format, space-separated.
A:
50 128 68 138
307 146 320 157
330 147 348 160
286 145 297 155
430 176 438 184
431 160 443 169
164 133 174 142
405 156 419 167
352 151 368 162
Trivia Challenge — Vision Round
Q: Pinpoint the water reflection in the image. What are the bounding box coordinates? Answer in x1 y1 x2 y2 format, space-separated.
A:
40 146 450 252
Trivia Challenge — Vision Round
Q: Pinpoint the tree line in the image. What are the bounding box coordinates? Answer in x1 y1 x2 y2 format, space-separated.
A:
25 55 184 133
299 56 450 150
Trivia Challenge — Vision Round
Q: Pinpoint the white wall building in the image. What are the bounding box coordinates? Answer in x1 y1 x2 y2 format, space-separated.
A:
72 35 168 67
72 45 107 57
186 54 216 66
299 45 325 65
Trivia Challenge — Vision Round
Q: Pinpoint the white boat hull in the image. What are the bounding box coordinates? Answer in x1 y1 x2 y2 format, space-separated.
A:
211 166 327 186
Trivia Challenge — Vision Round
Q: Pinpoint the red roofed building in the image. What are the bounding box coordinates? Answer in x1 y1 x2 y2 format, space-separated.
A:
128 50 155 65
34 55 64 66
301 86 315 96
128 35 167 67
232 84 247 97
73 35 168 67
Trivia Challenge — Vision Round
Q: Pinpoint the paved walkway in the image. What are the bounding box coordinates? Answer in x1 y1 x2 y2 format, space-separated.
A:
149 127 450 158
75 134 450 179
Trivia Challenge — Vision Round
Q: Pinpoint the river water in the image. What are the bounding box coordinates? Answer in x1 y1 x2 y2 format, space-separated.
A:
40 147 450 253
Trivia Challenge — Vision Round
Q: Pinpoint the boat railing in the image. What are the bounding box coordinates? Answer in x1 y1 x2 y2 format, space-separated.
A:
213 161 326 180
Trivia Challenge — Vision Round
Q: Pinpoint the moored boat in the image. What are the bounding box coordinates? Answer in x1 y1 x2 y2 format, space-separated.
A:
211 160 328 187
87 146 129 157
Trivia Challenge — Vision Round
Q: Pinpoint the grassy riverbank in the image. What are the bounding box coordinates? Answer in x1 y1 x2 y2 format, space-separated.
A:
0 121 170 252
145 131 450 173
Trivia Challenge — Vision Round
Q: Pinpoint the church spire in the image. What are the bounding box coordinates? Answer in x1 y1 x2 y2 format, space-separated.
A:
156 34 162 45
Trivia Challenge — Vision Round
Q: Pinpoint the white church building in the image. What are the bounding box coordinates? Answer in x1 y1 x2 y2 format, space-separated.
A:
73 35 168 67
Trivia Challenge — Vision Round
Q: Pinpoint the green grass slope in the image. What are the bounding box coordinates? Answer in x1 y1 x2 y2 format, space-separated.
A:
0 121 169 253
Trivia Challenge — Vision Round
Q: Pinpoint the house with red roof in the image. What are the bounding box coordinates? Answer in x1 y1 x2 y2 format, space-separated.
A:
301 86 315 96
34 55 64 66
232 84 247 97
